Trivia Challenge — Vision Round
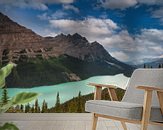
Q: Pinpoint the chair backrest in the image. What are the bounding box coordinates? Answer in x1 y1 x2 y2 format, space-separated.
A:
122 69 163 107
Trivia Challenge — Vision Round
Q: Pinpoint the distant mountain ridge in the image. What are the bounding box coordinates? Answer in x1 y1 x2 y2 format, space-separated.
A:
137 58 163 68
0 12 134 88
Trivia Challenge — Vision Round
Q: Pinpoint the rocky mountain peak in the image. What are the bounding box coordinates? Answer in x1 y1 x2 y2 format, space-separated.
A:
91 41 99 45
0 12 129 68
58 33 67 37
73 33 88 40
72 33 83 38
91 41 103 48
67 33 88 44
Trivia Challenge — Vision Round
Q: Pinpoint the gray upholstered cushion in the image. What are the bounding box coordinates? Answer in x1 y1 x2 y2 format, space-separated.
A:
85 100 163 122
122 69 163 107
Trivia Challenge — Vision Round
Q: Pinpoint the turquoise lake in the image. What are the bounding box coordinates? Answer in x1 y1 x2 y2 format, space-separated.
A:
3 74 130 108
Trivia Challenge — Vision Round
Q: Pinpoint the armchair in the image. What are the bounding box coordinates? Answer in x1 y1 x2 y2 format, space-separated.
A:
85 69 163 130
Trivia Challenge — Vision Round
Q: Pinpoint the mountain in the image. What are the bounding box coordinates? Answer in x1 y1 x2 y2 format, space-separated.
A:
0 12 134 88
0 12 112 62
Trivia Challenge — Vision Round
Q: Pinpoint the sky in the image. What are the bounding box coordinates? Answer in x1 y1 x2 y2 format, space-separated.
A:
0 0 163 64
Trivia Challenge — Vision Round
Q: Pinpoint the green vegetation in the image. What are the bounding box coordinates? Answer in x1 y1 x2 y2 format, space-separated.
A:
52 88 125 113
0 123 19 130
7 88 125 113
7 55 133 88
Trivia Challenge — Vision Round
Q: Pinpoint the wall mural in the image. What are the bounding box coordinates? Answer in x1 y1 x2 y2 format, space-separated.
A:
0 0 163 113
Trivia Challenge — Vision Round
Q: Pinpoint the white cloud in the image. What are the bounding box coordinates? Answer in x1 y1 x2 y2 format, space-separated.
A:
98 30 136 52
28 2 48 10
100 0 137 9
151 7 163 22
40 0 74 4
38 13 51 20
49 18 119 38
0 0 49 10
99 0 163 25
38 10 67 20
100 0 163 9
158 55 163 59
152 7 163 18
133 1 163 24
110 51 130 62
51 10 68 19
63 4 79 13
138 29 163 42
0 0 75 10
137 0 163 5
109 29 163 64
129 29 163 63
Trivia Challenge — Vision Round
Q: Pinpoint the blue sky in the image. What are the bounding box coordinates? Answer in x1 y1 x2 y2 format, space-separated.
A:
0 0 163 64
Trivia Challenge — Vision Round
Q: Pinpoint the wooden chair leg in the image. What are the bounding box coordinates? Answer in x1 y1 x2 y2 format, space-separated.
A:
121 121 127 130
141 90 152 130
157 91 163 114
92 113 98 130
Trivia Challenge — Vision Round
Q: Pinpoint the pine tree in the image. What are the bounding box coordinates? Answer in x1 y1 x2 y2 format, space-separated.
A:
77 91 82 113
31 105 35 113
45 102 48 112
34 99 39 113
25 103 31 113
42 100 48 113
55 92 61 113
1 86 9 105
15 105 20 112
20 104 24 112
42 100 45 112
38 106 41 113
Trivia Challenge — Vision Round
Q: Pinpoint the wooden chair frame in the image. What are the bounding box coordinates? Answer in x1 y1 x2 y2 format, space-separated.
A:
88 83 163 130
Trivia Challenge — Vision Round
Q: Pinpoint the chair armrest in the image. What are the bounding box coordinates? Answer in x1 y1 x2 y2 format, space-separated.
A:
137 86 163 117
137 86 163 92
88 83 118 101
88 83 116 89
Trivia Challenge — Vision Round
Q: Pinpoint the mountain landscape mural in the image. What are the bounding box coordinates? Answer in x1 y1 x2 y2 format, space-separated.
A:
0 0 163 114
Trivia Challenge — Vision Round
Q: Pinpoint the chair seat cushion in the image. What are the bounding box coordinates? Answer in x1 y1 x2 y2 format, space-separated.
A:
85 100 163 122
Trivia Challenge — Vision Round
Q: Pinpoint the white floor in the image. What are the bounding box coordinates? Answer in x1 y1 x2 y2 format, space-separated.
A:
0 113 141 130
